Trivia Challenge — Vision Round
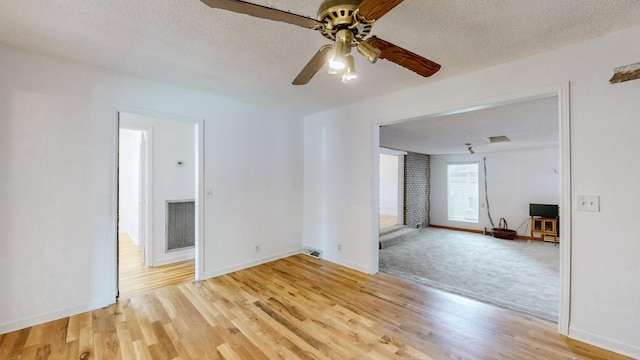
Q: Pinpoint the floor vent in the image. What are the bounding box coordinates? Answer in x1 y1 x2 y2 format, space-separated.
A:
302 247 322 259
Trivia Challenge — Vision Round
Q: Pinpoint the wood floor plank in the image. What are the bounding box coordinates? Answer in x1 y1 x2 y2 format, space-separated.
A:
77 326 94 360
380 213 399 230
130 296 161 347
231 316 295 360
216 343 242 360
178 284 221 328
1 254 633 359
115 321 136 359
19 344 41 360
132 339 154 360
0 327 31 360
150 320 179 359
118 233 194 299
66 312 90 343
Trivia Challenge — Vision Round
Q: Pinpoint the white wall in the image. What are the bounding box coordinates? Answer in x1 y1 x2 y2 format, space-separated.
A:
0 43 303 334
118 129 142 246
120 113 196 266
303 25 640 358
379 154 399 216
430 148 560 235
203 107 304 278
303 117 377 273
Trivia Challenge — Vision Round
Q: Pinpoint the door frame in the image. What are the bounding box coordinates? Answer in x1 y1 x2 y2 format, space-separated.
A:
112 105 205 300
373 82 571 335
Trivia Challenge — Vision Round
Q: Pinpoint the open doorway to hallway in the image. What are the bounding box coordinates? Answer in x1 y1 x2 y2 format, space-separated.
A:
117 111 200 298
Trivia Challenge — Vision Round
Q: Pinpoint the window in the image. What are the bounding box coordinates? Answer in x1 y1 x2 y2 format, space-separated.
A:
447 163 479 223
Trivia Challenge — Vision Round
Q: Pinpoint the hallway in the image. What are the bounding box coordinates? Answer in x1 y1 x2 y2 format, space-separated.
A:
119 234 194 298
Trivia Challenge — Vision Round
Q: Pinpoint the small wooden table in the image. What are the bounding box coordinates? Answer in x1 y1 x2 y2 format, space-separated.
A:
530 217 557 244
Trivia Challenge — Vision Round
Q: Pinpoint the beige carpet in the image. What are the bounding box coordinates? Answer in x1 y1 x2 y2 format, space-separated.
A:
379 227 559 321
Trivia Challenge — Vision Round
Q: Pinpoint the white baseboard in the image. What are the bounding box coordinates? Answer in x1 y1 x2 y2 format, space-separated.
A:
322 254 372 274
0 298 112 335
569 327 640 359
152 248 195 267
128 233 140 247
203 249 301 279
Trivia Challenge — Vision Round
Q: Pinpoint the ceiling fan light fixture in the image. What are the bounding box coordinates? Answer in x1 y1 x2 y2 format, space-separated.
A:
328 57 346 70
357 41 381 63
327 64 341 75
328 40 347 69
328 28 353 70
342 54 357 82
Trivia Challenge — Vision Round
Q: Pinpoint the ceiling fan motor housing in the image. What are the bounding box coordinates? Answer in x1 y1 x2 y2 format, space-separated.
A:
317 0 373 42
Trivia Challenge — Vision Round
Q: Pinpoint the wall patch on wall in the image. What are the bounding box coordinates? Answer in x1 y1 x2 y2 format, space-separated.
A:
609 61 640 84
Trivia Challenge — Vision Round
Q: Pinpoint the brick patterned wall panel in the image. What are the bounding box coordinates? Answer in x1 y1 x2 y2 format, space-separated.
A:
404 153 430 228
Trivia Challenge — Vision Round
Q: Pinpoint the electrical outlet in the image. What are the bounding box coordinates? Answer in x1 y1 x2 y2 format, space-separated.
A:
338 244 342 251
255 245 261 253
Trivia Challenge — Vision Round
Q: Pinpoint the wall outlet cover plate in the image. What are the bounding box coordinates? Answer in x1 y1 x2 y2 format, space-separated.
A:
577 195 600 212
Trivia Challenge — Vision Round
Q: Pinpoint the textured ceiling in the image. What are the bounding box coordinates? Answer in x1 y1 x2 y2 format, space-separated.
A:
380 96 559 155
1 1 640 115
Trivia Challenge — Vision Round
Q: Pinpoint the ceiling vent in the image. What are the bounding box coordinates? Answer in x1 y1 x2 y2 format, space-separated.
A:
485 135 511 143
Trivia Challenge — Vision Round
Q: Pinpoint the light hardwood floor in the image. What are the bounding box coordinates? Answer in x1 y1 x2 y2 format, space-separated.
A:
119 233 195 298
379 213 398 230
0 254 630 359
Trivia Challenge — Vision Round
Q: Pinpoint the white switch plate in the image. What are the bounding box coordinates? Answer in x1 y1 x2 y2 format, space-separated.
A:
577 195 599 212
205 188 213 199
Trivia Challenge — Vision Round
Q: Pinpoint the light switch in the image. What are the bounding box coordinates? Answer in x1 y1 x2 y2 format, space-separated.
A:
205 188 213 199
577 195 599 212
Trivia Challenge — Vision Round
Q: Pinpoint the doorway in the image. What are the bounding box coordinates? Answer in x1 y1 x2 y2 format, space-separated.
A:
374 84 571 333
379 150 405 231
118 128 147 265
116 110 203 298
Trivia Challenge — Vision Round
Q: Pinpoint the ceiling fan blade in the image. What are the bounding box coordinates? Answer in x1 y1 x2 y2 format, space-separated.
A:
365 36 441 77
292 45 332 85
200 0 321 29
356 0 404 22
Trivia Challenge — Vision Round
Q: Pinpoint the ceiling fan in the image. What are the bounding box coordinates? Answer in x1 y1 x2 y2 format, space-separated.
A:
200 0 441 85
